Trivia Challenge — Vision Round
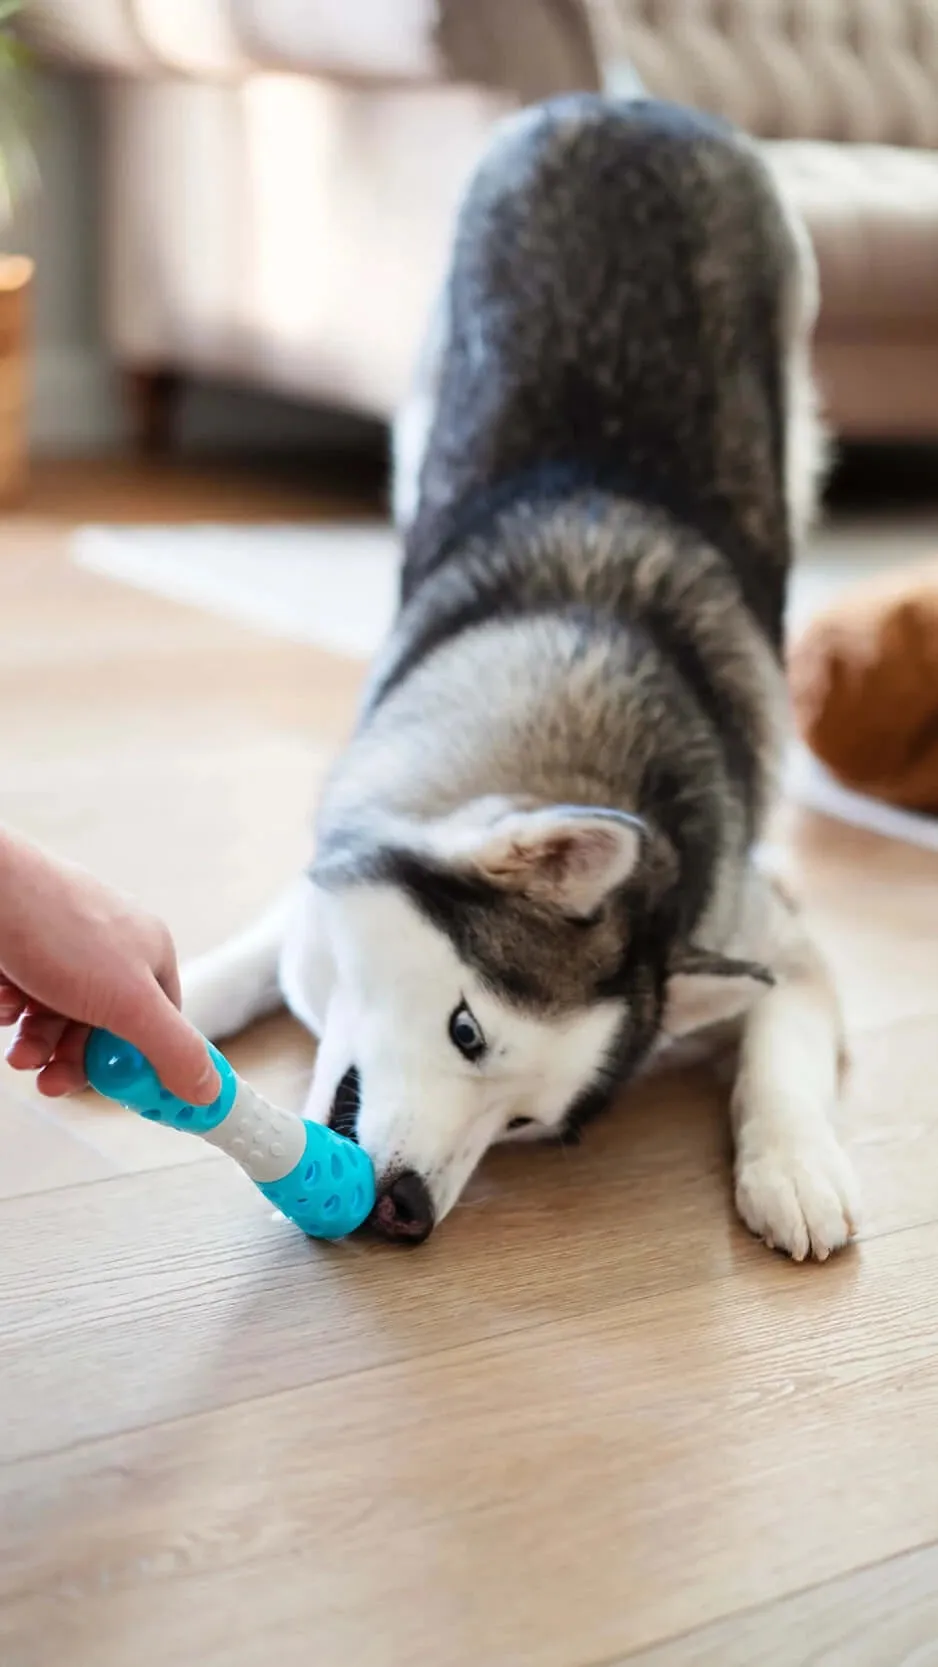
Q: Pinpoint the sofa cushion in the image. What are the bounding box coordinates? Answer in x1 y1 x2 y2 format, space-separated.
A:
765 142 938 333
231 0 442 82
232 0 599 95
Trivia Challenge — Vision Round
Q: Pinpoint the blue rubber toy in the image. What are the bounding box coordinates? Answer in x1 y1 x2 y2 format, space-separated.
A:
84 1029 376 1240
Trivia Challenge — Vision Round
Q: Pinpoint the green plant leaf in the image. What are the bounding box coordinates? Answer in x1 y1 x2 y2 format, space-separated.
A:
0 0 35 219
0 38 30 68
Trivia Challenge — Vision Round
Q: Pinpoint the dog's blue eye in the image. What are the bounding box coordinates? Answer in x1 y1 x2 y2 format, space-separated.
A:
448 1003 487 1062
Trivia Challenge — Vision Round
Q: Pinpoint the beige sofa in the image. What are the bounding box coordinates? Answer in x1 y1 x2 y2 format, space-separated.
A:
24 0 938 442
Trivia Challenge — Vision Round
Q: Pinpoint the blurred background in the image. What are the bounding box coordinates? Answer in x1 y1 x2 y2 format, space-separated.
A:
3 0 938 478
2 0 937 855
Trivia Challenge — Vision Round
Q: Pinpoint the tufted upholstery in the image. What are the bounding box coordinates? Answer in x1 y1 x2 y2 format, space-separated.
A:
587 0 938 146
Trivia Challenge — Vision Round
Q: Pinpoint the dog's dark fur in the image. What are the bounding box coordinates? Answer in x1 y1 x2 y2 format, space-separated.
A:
398 97 794 641
319 96 799 1088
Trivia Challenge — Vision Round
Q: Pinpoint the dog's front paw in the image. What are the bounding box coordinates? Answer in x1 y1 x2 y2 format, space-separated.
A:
734 1132 860 1262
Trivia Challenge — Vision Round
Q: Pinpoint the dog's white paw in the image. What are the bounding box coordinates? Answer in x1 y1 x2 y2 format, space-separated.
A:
735 1132 860 1262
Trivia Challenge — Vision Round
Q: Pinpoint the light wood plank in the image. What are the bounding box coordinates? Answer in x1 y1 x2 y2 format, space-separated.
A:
2 462 938 1667
619 1541 938 1666
0 1061 740 1463
3 1221 938 1667
1 1003 937 1462
0 1089 116 1199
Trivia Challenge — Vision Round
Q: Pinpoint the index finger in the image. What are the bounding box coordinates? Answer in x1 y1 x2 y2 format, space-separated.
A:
110 977 221 1106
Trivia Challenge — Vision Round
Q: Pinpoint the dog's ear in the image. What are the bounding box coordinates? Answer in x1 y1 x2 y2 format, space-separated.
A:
662 946 774 1039
452 805 646 918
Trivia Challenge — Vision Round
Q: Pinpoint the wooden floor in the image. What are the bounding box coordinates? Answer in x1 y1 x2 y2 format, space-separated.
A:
2 461 938 1667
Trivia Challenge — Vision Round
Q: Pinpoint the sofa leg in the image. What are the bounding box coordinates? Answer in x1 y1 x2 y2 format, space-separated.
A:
123 368 182 454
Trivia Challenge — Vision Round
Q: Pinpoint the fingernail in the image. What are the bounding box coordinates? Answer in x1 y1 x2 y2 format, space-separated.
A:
194 1060 222 1105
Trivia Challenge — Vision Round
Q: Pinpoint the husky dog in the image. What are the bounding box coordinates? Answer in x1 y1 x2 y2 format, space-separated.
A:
185 96 859 1257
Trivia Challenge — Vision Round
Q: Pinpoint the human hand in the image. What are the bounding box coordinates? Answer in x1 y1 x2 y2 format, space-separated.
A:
0 829 219 1103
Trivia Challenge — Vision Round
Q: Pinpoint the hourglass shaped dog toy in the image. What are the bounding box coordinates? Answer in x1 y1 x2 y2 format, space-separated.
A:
84 1029 375 1240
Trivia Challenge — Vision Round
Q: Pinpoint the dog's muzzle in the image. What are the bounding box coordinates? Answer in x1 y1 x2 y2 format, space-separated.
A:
327 1069 435 1244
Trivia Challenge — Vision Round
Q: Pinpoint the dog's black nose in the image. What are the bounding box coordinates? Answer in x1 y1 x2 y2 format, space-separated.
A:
370 1170 435 1245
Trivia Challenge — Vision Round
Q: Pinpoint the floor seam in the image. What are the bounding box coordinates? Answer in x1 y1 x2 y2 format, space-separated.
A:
577 1533 938 1667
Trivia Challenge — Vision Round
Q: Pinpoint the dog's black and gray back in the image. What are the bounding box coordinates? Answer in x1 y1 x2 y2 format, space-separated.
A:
321 94 821 1072
401 95 812 647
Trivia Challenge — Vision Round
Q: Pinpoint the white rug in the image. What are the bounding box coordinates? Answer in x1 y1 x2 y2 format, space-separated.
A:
73 517 938 852
74 522 399 661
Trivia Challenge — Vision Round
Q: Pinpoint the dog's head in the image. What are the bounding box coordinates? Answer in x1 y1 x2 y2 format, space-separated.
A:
307 797 769 1242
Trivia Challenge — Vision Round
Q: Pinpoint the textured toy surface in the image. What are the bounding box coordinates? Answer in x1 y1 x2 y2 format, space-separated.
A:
84 1029 376 1240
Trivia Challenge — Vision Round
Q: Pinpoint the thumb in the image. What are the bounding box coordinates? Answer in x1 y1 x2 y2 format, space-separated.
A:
116 979 221 1105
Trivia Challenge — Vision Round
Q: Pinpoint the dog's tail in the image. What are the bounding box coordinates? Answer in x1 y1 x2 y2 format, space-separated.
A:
181 892 290 1043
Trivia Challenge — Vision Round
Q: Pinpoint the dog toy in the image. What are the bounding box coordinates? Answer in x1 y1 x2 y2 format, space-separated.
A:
84 1029 375 1240
790 555 938 813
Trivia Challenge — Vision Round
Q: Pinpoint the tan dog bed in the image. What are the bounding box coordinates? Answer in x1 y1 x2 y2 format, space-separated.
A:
789 558 938 815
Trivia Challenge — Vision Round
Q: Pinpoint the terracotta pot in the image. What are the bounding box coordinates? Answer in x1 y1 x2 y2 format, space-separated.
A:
0 255 33 505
